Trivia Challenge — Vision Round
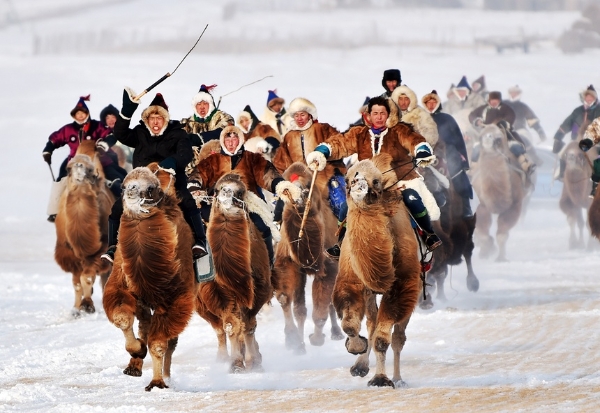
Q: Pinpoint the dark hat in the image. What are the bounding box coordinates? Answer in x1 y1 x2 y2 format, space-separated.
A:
99 104 119 127
70 95 90 117
382 69 402 91
192 84 217 117
488 91 502 101
149 93 168 111
472 75 486 90
583 84 597 100
267 89 285 108
141 93 170 128
456 76 471 91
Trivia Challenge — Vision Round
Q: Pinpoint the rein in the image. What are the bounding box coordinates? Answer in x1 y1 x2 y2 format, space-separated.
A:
138 170 174 212
382 159 419 191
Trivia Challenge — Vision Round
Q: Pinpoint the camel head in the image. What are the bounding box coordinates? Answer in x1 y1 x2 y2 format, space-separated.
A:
346 159 385 206
479 124 507 154
281 162 312 207
66 154 98 185
565 140 588 170
121 166 165 216
214 173 247 213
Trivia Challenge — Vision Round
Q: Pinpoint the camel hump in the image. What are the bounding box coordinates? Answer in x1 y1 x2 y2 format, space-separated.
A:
283 162 312 181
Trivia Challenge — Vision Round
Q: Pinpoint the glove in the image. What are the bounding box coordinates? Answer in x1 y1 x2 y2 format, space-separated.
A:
43 152 52 165
305 151 327 172
96 140 109 154
273 198 284 223
415 152 436 167
579 138 594 152
552 139 565 154
275 180 302 201
496 120 511 130
121 87 139 119
256 139 272 154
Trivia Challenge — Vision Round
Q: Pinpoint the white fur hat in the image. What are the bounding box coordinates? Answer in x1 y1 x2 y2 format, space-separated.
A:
288 97 318 120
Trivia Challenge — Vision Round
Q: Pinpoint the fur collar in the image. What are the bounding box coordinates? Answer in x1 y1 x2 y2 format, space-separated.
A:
289 118 313 132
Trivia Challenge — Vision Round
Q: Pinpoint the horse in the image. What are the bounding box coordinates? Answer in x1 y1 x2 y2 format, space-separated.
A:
332 154 421 388
560 140 593 248
102 163 197 391
272 162 344 354
196 173 273 373
53 140 114 316
470 124 525 261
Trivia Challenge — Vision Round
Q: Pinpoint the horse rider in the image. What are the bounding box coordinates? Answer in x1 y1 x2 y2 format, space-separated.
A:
42 95 126 222
189 125 289 267
578 116 600 197
305 96 442 257
469 91 536 178
553 85 600 180
422 90 474 218
101 90 208 264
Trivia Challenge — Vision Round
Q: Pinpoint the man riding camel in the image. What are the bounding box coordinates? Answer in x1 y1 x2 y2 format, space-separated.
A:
442 76 486 116
260 89 290 137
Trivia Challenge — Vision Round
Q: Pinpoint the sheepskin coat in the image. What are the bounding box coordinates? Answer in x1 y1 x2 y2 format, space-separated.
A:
261 107 290 137
181 110 234 143
390 85 439 147
584 117 600 144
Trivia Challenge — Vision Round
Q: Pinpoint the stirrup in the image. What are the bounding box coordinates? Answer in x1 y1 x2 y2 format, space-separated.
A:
324 244 341 260
192 244 208 259
101 246 116 264
424 233 442 252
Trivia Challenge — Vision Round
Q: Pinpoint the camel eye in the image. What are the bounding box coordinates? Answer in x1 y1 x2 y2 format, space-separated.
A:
373 179 380 186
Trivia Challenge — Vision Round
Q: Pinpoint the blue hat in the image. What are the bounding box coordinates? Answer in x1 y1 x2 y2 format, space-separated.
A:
70 95 90 117
456 76 471 92
267 89 285 108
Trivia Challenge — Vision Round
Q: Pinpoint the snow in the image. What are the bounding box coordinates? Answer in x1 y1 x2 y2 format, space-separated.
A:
2 1 600 412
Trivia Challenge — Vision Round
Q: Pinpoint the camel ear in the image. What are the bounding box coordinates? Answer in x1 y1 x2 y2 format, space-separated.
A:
146 162 160 174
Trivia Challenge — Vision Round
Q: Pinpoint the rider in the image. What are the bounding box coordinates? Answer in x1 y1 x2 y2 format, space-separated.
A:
101 90 208 264
42 95 125 222
442 76 486 116
305 96 442 256
237 104 281 153
578 116 600 197
260 89 290 137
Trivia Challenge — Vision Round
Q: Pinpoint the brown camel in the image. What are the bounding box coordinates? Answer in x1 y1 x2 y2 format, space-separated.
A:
471 124 525 261
196 173 273 373
54 140 114 316
272 162 344 354
560 140 593 249
332 154 421 388
103 163 197 391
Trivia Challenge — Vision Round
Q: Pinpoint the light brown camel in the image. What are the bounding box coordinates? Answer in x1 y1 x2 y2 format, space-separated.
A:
471 124 525 261
560 140 593 249
196 173 273 373
588 187 600 240
332 154 421 388
102 163 197 391
272 162 344 354
54 140 114 316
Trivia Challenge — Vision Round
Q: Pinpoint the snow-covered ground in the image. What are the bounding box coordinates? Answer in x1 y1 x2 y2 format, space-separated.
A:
2 2 600 412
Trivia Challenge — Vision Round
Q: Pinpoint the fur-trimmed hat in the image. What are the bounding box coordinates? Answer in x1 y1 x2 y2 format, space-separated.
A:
220 125 245 156
381 69 401 91
99 104 119 127
455 76 471 92
192 84 217 118
288 97 318 120
391 84 418 113
472 75 486 92
141 93 170 135
70 95 90 117
488 91 502 101
421 90 442 113
267 89 285 109
583 84 598 101
237 104 261 132
508 85 522 99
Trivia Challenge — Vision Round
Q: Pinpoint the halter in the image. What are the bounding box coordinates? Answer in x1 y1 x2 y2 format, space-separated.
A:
135 169 173 213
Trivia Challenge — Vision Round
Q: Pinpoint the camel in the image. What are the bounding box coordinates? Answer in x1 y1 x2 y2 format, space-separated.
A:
102 163 197 391
53 140 114 316
196 173 273 373
332 154 421 388
272 162 344 354
471 124 525 261
560 140 593 248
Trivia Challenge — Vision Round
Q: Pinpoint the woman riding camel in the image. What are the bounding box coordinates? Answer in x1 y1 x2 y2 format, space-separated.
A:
306 96 442 254
101 89 208 264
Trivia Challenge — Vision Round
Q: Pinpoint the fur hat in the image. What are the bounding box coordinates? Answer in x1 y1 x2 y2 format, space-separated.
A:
472 75 486 92
192 84 217 118
220 125 245 156
237 104 261 132
70 95 90 117
488 91 502 101
99 104 119 127
288 97 318 120
421 90 442 113
583 84 598 101
391 84 418 113
141 93 170 135
381 69 401 91
507 85 522 101
455 76 471 92
266 89 285 109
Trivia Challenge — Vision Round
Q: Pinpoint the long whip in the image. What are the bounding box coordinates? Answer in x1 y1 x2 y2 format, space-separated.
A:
298 163 319 239
215 75 274 109
47 164 56 182
134 24 209 101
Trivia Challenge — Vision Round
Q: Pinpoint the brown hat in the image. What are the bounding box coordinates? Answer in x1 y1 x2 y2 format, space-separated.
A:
488 91 502 101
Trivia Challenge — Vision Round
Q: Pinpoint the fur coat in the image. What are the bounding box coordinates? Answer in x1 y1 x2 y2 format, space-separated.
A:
390 85 439 147
181 110 234 142
584 117 600 144
261 107 291 137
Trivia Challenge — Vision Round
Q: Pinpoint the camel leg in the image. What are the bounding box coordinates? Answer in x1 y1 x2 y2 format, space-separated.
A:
242 314 263 372
224 313 245 373
350 290 377 378
71 271 83 317
475 203 496 259
496 202 521 262
322 258 344 341
162 337 178 380
214 326 229 362
391 317 411 388
309 260 336 346
333 268 368 358
328 303 344 341
576 208 585 248
144 307 182 391
463 215 479 292
79 272 96 314
273 258 306 353
434 267 448 302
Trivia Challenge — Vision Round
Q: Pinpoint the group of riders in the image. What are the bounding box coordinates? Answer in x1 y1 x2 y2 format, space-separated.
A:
42 69 600 268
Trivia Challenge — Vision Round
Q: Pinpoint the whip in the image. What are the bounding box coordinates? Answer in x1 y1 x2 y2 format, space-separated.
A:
215 75 274 109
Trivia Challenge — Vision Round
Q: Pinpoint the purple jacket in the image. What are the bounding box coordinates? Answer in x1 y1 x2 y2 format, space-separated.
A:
46 120 112 162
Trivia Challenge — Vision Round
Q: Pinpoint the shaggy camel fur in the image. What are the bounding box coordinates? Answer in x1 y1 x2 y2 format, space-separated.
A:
196 173 273 372
103 163 197 391
54 140 114 316
418 142 478 310
332 154 421 388
471 124 525 261
560 140 593 249
272 162 344 354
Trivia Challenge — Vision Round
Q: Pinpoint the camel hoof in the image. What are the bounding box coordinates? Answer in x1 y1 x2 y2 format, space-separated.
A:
394 379 408 388
250 364 264 373
368 374 395 388
419 294 434 310
350 363 369 377
309 333 325 346
230 361 246 374
467 274 480 292
145 379 168 391
123 356 144 376
123 366 142 377
80 298 95 314
216 350 229 363
70 307 81 318
345 335 368 355
331 327 345 341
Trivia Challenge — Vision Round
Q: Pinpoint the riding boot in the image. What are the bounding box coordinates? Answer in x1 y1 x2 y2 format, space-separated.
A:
325 225 346 259
402 188 442 251
462 195 474 218
107 178 122 198
590 180 599 199
101 218 120 264
188 211 208 259
517 154 536 176
263 233 275 268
